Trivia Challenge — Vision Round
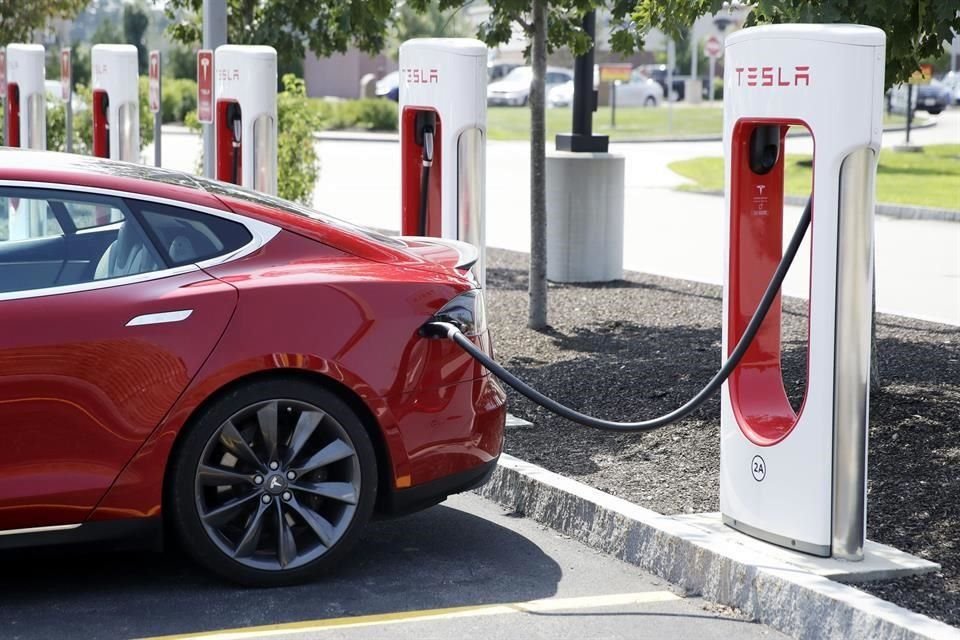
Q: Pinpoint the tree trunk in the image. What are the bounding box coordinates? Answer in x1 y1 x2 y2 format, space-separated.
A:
527 0 548 329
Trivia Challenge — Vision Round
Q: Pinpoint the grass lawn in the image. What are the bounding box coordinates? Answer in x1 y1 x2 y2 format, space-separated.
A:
668 144 960 211
487 105 910 142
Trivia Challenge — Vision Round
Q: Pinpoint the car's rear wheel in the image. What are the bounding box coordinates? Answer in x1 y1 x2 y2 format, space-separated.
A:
169 378 377 586
644 96 657 107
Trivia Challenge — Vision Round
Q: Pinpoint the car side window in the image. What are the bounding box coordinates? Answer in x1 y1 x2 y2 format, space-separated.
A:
0 196 63 241
131 201 252 266
0 189 162 296
61 201 126 229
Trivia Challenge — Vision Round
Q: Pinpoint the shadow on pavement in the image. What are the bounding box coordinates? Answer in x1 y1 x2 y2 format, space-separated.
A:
0 503 563 640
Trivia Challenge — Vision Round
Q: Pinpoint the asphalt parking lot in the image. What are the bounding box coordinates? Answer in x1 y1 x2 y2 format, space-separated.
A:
0 493 785 640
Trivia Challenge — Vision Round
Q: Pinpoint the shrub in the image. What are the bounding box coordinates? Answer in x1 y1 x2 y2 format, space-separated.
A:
350 99 398 131
276 74 322 204
161 78 198 123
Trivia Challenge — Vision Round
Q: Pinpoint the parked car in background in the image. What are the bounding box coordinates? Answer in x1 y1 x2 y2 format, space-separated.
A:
615 69 666 106
887 83 919 115
375 71 399 102
915 79 953 114
488 66 573 106
942 71 960 105
488 61 520 83
637 64 687 101
547 66 664 108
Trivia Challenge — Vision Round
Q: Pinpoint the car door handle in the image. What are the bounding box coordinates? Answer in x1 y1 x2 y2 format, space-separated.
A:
126 309 194 327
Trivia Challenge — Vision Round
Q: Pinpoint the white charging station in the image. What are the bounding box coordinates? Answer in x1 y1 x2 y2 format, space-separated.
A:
719 25 885 560
4 43 46 151
91 44 140 162
214 45 277 195
399 38 487 283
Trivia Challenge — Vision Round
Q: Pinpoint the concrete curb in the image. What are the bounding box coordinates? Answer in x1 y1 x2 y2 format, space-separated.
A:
688 189 959 223
477 453 959 640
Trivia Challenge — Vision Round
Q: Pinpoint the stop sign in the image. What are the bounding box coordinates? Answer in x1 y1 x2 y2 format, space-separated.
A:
705 36 723 58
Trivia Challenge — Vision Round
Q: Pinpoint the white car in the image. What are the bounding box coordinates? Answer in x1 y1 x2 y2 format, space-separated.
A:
941 71 960 105
547 67 664 108
488 66 573 106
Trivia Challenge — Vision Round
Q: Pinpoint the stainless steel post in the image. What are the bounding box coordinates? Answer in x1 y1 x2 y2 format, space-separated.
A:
202 0 227 178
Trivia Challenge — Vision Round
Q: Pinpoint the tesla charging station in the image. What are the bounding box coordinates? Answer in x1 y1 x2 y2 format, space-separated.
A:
4 44 46 151
92 44 140 162
719 25 885 560
214 45 277 195
399 38 487 283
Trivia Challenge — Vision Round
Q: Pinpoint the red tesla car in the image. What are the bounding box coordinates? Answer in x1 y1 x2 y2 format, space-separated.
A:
0 150 505 586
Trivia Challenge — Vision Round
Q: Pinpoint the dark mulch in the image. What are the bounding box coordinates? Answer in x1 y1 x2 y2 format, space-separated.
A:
483 247 960 628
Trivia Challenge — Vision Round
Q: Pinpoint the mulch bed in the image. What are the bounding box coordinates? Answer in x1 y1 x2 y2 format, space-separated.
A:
483 247 959 627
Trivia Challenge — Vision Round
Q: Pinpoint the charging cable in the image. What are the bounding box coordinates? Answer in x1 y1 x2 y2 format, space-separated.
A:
419 127 435 236
424 198 811 433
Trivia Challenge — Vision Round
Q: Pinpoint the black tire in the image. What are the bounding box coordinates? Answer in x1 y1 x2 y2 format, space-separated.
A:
168 377 378 587
644 96 657 107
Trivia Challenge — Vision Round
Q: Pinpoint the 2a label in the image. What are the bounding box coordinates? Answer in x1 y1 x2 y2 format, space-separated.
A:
751 455 766 482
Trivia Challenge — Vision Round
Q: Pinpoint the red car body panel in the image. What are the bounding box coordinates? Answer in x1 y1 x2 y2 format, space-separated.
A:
91 231 503 521
0 271 237 530
0 152 505 534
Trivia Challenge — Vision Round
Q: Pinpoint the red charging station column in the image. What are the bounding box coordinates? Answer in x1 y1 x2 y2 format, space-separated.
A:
215 100 241 184
92 89 109 158
400 108 442 236
5 84 20 148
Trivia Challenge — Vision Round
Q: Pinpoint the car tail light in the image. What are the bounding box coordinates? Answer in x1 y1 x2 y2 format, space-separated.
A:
430 289 486 337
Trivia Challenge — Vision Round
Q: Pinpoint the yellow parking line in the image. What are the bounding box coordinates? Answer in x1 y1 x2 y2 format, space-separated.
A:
140 591 681 640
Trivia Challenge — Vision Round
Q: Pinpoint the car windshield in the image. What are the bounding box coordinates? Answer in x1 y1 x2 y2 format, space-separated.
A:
502 67 532 83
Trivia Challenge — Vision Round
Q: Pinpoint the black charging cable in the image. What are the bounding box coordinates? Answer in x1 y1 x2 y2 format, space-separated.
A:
424 198 812 433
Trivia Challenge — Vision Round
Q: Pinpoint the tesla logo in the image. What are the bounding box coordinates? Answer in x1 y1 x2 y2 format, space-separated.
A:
403 67 439 84
269 477 283 490
217 68 240 82
735 65 810 87
756 185 766 195
200 56 210 80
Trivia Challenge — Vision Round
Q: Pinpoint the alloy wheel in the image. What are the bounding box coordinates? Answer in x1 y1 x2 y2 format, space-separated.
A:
194 399 361 571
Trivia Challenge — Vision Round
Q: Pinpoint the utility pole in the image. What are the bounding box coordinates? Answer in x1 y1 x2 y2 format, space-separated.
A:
202 0 227 178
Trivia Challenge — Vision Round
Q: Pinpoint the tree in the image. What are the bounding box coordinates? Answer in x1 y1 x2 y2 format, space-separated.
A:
387 0 470 59
164 0 397 73
123 2 150 74
0 0 87 44
626 1 960 87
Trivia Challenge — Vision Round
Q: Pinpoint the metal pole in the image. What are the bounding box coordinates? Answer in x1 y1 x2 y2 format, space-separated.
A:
65 96 73 153
666 38 675 133
154 71 162 167
571 10 595 138
708 56 716 102
691 36 698 81
202 0 227 178
952 34 958 74
905 84 913 144
610 82 616 128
